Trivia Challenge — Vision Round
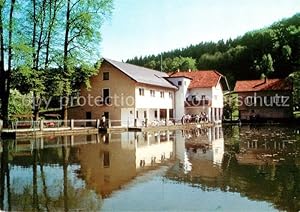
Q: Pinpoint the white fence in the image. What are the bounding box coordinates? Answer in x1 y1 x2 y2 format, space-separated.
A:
1 117 200 130
107 118 180 128
9 119 99 130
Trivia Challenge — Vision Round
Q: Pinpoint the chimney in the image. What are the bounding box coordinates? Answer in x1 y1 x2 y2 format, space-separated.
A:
264 76 267 84
177 69 180 72
188 69 191 72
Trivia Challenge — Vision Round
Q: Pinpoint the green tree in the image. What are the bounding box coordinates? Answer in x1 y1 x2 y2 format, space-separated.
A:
127 13 300 88
8 90 32 120
289 71 300 110
254 53 274 76
59 0 113 122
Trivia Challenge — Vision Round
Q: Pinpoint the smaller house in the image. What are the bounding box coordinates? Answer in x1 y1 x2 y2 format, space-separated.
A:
234 78 293 121
167 70 229 123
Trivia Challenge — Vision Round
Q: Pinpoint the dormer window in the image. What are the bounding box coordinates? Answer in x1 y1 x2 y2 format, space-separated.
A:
178 81 182 86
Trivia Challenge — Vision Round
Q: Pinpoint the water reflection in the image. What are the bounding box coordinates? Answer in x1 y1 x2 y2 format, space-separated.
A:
0 131 176 211
167 124 300 212
77 131 175 199
175 125 224 174
0 125 299 211
0 135 103 211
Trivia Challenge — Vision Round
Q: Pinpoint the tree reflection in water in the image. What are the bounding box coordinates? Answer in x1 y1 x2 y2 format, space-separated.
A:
0 135 103 211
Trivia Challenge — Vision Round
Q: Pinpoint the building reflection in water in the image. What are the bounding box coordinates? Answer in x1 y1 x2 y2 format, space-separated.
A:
168 125 300 212
175 125 224 174
77 130 175 198
0 131 177 209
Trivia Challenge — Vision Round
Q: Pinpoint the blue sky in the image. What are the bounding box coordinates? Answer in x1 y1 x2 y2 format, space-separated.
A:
100 0 300 61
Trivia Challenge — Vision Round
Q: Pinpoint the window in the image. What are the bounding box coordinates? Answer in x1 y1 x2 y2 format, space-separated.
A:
103 89 110 104
139 88 144 96
104 112 109 119
103 72 109 80
160 91 164 98
201 95 206 100
245 96 253 105
103 151 110 168
86 135 92 141
86 112 92 119
169 109 174 118
154 110 158 118
178 81 182 86
144 111 147 118
136 111 139 118
86 112 92 126
169 92 173 98
150 90 155 97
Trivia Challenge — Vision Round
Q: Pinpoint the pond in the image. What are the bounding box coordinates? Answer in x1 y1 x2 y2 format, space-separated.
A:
0 124 299 211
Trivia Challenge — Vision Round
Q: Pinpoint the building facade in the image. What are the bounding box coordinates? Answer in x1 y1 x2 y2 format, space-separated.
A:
69 59 229 126
234 78 293 121
68 58 176 127
168 70 229 123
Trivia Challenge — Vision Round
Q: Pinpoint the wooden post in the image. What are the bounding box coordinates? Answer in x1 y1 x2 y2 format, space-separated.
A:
70 135 74 146
40 119 44 131
108 119 111 128
40 137 44 149
166 109 169 126
96 119 100 128
70 119 74 130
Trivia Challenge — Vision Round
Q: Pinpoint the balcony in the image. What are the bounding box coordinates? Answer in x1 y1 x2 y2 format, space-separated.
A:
185 99 211 107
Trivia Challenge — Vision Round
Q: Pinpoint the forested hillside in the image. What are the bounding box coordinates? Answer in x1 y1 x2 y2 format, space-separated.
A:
127 13 300 86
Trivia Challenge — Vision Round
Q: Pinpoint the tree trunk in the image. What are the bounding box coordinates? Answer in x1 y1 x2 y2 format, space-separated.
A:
1 0 16 128
45 0 59 68
62 138 69 211
39 149 50 211
31 0 39 121
32 148 39 211
33 93 40 121
62 0 71 124
0 2 4 120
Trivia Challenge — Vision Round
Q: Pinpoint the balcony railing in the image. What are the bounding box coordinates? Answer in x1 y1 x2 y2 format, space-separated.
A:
185 99 211 107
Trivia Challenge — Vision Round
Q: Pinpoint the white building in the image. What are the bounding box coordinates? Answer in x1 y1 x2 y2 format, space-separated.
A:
69 59 229 126
69 58 176 127
167 70 229 123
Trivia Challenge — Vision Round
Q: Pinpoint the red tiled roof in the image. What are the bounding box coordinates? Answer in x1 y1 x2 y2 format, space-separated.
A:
234 78 292 92
169 70 223 88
